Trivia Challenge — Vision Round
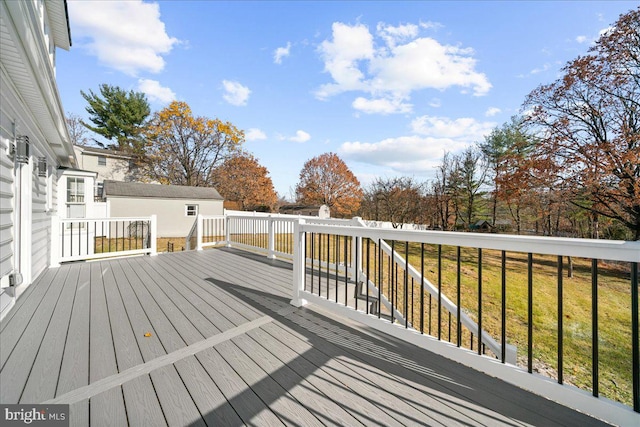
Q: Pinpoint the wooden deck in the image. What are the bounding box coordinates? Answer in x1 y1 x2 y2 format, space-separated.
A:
0 248 611 426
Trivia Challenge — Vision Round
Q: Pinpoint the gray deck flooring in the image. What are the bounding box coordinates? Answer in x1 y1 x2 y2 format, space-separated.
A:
0 247 611 426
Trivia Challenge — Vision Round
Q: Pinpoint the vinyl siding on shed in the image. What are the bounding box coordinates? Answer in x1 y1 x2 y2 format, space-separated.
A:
108 197 224 237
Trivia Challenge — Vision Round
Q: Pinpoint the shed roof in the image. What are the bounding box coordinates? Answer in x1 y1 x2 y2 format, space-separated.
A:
103 180 223 200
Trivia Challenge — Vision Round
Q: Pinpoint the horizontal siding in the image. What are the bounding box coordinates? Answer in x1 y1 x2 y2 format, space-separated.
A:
0 118 14 280
31 145 50 278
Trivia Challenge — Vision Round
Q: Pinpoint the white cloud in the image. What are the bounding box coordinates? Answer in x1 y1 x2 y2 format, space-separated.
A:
246 128 267 141
530 63 550 75
598 26 614 37
575 35 588 44
288 130 311 143
352 97 412 115
274 42 292 64
339 115 495 175
316 21 491 110
429 98 441 108
316 22 375 99
411 115 495 140
222 80 251 106
376 23 419 48
68 0 178 76
485 107 501 117
137 79 176 104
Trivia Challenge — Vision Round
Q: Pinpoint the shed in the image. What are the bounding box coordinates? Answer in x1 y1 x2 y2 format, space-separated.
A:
279 204 330 218
103 180 224 237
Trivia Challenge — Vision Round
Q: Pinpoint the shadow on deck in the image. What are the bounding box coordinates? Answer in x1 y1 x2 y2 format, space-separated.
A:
0 248 610 426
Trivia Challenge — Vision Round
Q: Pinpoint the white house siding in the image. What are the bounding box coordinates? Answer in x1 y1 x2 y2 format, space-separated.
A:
0 0 73 319
108 197 224 237
0 93 16 286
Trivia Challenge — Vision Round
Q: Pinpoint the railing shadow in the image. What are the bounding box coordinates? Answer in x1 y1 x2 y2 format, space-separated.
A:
192 277 609 427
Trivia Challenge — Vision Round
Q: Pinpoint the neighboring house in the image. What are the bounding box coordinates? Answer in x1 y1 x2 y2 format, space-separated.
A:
73 144 140 200
279 204 330 218
103 180 224 237
0 0 74 318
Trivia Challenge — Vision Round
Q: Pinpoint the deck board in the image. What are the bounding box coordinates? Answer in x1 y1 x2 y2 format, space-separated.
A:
215 338 325 427
195 346 285 426
0 267 70 403
126 257 212 343
173 355 246 427
122 375 167 426
56 263 91 397
0 267 59 364
0 247 616 426
230 332 362 427
150 365 206 427
20 264 80 403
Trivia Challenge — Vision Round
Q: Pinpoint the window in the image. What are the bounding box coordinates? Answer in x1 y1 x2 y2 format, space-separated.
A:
98 156 106 166
94 182 104 201
66 177 85 218
185 204 198 216
67 177 85 203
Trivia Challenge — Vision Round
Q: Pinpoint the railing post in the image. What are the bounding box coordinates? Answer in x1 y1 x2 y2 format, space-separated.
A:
196 214 204 251
50 215 60 268
267 215 276 259
149 215 157 256
225 214 231 247
291 219 307 307
350 217 363 281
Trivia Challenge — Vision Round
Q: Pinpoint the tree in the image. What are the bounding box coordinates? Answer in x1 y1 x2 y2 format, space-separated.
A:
524 7 640 239
361 177 424 228
65 112 89 146
295 153 363 217
211 153 278 211
144 101 243 186
480 116 525 226
81 84 150 152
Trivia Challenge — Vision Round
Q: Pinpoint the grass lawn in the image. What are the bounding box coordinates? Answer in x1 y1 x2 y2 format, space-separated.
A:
303 233 635 407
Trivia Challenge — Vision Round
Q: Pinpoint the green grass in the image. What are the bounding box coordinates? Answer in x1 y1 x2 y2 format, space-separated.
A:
302 233 635 407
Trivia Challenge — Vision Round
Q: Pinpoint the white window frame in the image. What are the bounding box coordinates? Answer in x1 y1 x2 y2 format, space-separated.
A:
185 204 198 217
66 177 86 219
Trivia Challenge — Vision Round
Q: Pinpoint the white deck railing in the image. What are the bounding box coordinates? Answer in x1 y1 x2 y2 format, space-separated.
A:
51 215 157 265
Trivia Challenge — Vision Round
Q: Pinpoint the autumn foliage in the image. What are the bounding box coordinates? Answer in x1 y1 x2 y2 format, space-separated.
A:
211 154 278 211
524 7 640 239
144 101 244 187
295 153 363 218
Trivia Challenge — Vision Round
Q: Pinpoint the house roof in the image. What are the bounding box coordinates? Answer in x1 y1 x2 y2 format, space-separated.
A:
103 180 223 200
74 145 135 159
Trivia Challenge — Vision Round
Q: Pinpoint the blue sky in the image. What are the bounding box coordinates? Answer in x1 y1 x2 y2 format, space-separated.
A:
57 1 637 199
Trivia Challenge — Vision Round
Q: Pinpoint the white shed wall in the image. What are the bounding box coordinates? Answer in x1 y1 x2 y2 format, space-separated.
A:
108 197 224 237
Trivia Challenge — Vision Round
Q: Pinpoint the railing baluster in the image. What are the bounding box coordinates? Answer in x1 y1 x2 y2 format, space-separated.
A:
390 240 395 324
310 232 315 294
326 233 331 299
528 252 533 374
335 234 339 303
420 243 424 334
354 237 359 312
632 262 639 413
319 233 323 297
478 247 482 355
344 236 348 307
502 250 507 363
457 246 461 347
378 239 382 319
438 244 442 340
558 255 563 382
366 238 370 315
592 258 599 397
404 241 409 328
